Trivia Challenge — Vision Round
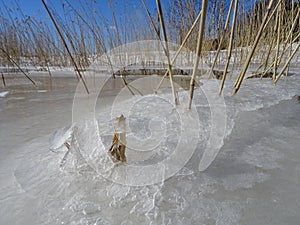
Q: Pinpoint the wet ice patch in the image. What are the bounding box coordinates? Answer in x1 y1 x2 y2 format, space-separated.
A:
221 172 270 191
215 201 242 225
238 143 284 169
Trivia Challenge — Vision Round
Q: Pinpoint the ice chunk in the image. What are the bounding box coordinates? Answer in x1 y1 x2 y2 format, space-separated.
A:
48 126 73 150
0 91 9 97
82 202 101 215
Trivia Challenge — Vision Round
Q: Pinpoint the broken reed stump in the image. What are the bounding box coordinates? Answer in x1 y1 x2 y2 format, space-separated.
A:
1 73 5 86
109 115 126 162
59 141 71 168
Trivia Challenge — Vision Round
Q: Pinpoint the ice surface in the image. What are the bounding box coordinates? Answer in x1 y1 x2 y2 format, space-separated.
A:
196 75 300 171
1 72 300 225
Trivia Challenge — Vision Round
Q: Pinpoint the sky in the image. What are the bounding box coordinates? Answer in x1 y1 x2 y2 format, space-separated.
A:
0 0 259 25
1 0 257 24
0 0 158 22
0 0 256 44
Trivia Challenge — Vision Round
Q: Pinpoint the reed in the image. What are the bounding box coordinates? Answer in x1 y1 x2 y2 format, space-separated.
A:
274 40 300 84
188 0 208 110
1 73 5 86
41 0 89 94
156 0 178 105
0 0 298 102
208 0 234 79
218 0 238 95
0 47 36 85
233 0 276 95
155 10 202 91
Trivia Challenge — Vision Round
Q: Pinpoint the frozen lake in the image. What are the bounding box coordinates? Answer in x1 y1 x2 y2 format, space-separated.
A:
0 72 300 225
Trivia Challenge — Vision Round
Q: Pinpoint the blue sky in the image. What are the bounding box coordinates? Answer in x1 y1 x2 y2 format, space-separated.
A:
0 0 158 21
1 0 257 24
0 0 256 42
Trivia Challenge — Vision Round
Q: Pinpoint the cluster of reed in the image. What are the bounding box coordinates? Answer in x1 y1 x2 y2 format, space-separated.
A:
0 0 299 99
164 0 299 106
0 0 157 70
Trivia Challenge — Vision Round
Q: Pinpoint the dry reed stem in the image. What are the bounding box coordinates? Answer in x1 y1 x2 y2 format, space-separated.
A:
155 10 202 91
260 25 300 79
64 0 114 73
273 2 282 80
141 0 161 38
1 73 5 86
233 0 276 95
208 0 234 79
41 0 89 94
156 0 178 105
260 38 275 78
121 77 135 96
287 1 296 76
276 7 300 73
0 47 36 86
218 0 238 95
188 0 208 110
141 0 172 62
274 41 300 84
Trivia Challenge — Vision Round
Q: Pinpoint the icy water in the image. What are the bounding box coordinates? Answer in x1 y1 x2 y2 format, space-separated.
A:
0 73 300 225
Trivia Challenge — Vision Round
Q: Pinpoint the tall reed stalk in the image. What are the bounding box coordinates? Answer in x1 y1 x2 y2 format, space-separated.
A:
208 0 234 79
0 47 36 85
188 0 208 110
233 0 276 95
156 0 178 105
41 0 89 94
156 10 202 91
218 0 238 95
